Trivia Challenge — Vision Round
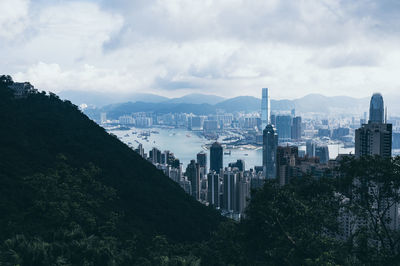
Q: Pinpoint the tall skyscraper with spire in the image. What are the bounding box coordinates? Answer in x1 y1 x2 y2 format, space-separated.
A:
263 124 278 179
355 93 392 158
369 93 384 124
261 88 270 130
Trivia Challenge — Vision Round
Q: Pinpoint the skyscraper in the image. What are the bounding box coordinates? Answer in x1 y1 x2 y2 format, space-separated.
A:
149 147 162 164
186 160 200 200
369 93 384 124
222 169 238 212
261 88 270 129
207 171 220 207
355 123 392 158
270 113 276 126
210 142 223 174
263 124 278 179
355 93 392 158
197 151 207 176
291 116 302 140
306 140 316 157
276 145 298 186
315 145 329 163
276 115 292 140
238 178 250 214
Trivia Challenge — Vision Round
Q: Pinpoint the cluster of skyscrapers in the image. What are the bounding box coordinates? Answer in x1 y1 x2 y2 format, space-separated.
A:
135 141 259 219
261 89 393 183
132 88 395 222
259 89 397 239
184 142 260 218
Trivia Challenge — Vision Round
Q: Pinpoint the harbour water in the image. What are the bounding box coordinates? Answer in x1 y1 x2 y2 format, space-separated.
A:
109 127 355 170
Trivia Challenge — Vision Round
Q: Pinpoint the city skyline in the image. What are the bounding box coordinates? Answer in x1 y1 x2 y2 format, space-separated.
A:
2 0 400 262
1 0 400 99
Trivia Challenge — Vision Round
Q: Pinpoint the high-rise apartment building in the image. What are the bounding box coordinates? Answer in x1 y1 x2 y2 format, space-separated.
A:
261 88 270 129
306 140 316 157
222 169 238 212
291 116 302 140
276 146 298 186
276 115 292 140
355 93 392 158
186 160 201 200
135 144 144 158
197 151 207 176
263 124 278 179
315 145 329 163
355 123 392 158
270 114 276 126
238 179 250 214
149 147 162 164
207 171 220 208
210 142 223 174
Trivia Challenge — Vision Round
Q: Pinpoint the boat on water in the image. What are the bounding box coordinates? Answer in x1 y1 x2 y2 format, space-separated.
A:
141 131 151 137
224 150 231 155
186 134 191 138
244 154 249 156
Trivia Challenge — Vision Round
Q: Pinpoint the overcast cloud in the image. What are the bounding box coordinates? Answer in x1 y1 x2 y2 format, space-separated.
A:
0 0 399 99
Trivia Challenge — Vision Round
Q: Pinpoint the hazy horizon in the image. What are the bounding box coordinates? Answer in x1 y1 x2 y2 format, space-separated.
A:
2 0 400 99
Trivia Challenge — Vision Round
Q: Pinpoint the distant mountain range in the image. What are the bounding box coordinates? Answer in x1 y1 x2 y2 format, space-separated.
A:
60 90 399 119
59 91 226 107
166 93 226 105
58 91 170 106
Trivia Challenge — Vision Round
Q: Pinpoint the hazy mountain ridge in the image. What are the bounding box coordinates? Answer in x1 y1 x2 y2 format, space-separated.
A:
87 93 397 120
59 91 226 107
165 93 226 105
58 91 170 107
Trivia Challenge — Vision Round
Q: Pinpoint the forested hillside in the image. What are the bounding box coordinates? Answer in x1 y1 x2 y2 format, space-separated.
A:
0 76 223 264
1 76 400 265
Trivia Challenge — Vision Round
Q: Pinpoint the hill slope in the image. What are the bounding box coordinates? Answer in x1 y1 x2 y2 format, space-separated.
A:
0 76 223 263
58 90 169 107
164 93 226 105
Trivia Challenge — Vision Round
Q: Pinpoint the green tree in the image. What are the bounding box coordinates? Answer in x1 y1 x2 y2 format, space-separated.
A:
337 156 400 265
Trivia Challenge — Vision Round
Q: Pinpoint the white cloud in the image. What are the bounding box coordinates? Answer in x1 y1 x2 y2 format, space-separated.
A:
5 0 400 100
14 62 138 93
0 0 29 39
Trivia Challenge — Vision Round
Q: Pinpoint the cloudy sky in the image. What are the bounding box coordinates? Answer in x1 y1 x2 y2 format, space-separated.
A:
1 0 399 99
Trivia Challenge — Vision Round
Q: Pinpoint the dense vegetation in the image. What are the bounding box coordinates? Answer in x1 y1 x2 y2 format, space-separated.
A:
1 76 400 265
202 156 400 265
0 76 223 265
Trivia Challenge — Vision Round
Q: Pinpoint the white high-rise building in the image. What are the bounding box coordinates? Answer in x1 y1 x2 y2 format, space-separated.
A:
261 88 270 129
